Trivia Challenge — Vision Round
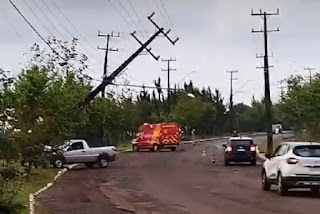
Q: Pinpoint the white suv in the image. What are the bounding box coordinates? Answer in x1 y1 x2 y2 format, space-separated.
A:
262 142 320 195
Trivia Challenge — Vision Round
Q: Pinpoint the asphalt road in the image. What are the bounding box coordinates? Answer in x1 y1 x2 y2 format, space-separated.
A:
36 133 320 214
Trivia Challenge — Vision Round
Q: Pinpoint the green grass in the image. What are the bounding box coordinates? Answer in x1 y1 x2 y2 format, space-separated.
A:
19 168 58 214
117 140 132 152
258 138 296 153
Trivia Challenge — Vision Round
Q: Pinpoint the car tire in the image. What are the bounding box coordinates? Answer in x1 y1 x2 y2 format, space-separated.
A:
277 172 288 196
153 144 159 152
85 163 95 168
53 158 64 169
251 158 257 166
170 147 176 152
132 144 139 152
262 170 271 191
311 187 319 193
97 156 109 168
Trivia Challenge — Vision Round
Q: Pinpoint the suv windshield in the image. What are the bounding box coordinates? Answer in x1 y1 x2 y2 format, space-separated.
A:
293 146 320 157
230 140 252 147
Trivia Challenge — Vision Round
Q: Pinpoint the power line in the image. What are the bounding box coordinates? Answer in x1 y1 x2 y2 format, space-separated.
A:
21 0 55 36
30 0 66 39
49 0 97 52
152 0 170 28
39 0 75 40
0 9 29 50
115 0 146 37
158 0 177 34
8 0 92 81
127 0 148 36
106 0 132 26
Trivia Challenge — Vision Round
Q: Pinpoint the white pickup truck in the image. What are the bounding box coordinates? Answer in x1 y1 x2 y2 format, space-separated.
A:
51 139 117 169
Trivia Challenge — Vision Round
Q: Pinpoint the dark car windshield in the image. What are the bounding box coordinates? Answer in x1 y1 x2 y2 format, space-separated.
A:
293 145 320 157
230 140 253 147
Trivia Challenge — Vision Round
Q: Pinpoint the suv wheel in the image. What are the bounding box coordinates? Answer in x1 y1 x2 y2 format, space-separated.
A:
262 170 271 191
277 172 288 196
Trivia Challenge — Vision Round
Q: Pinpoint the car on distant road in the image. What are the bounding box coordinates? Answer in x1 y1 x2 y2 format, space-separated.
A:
272 124 283 134
51 139 117 169
223 137 257 166
262 142 320 195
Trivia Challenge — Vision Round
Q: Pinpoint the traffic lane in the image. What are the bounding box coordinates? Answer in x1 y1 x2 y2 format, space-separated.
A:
139 139 319 214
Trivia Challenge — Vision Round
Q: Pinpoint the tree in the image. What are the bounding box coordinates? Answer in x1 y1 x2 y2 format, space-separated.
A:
278 74 320 135
171 94 216 135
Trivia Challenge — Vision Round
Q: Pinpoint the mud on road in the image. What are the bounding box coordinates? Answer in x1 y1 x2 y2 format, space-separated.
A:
36 134 320 214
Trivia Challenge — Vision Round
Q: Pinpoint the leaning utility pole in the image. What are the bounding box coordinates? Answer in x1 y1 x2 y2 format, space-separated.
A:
252 9 280 155
227 70 238 133
77 12 179 110
304 67 316 85
97 31 120 97
162 58 176 114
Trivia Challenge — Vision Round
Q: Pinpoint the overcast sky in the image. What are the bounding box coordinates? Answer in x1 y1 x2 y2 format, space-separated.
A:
0 0 319 105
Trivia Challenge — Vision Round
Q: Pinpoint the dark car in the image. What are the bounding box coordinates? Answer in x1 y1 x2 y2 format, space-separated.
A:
223 137 257 166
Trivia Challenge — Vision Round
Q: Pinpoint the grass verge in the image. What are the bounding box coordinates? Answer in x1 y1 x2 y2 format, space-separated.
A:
117 140 132 152
19 168 58 214
258 137 296 153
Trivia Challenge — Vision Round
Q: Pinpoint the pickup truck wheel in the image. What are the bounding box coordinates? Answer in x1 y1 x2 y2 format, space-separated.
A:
98 156 109 168
53 159 64 169
85 163 95 168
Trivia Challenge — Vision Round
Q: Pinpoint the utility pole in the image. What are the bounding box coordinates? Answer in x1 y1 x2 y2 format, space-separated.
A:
78 12 179 110
97 31 120 97
227 70 238 133
162 58 176 114
252 9 280 155
304 67 316 84
278 80 285 98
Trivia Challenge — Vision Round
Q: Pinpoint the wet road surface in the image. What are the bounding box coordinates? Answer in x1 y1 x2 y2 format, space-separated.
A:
36 133 319 214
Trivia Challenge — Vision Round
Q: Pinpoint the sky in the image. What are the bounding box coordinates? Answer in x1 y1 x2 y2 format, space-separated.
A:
0 0 320 105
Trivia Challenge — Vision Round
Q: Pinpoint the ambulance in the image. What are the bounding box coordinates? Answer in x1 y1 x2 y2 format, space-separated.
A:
132 122 181 152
